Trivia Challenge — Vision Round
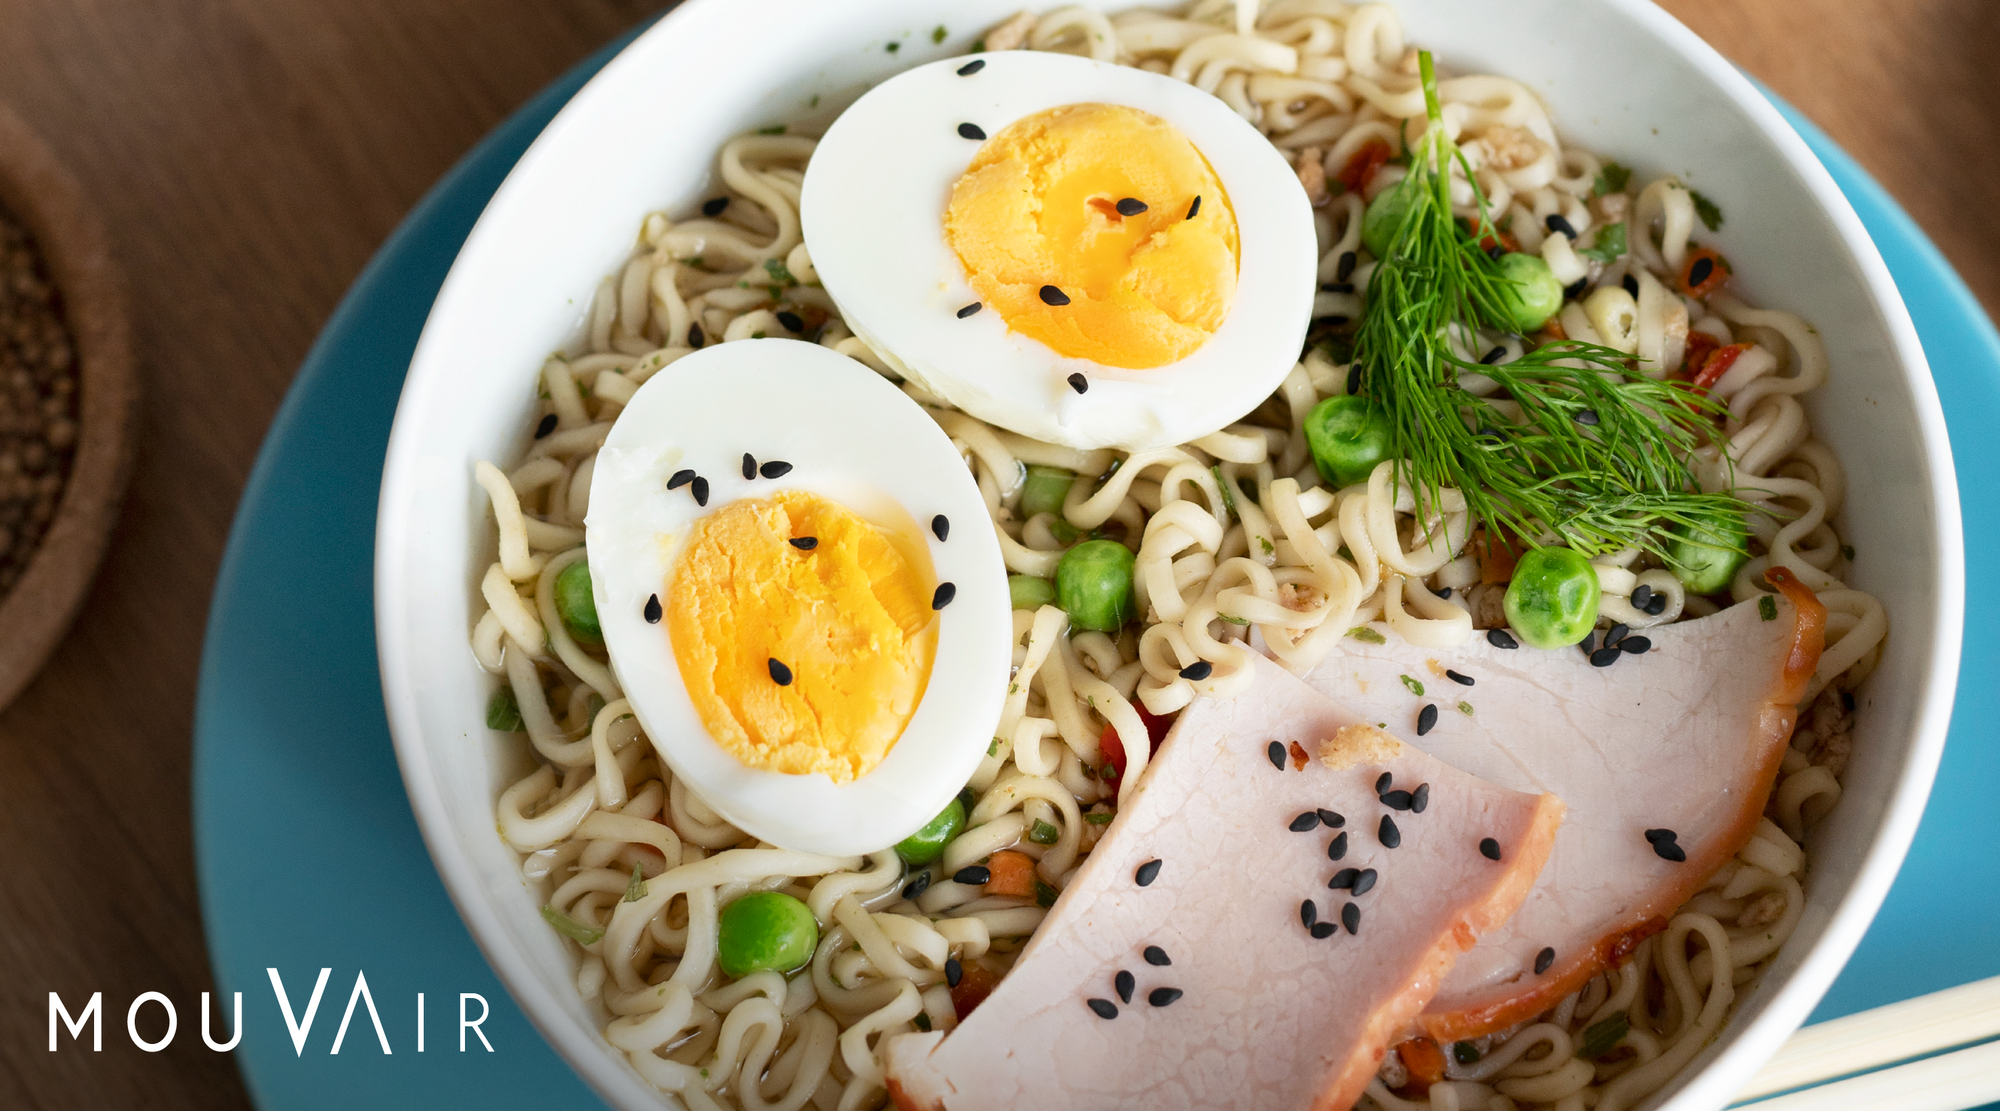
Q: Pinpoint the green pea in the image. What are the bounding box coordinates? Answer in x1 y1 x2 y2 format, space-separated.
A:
1488 252 1564 333
1503 546 1601 649
1667 511 1750 594
1009 574 1057 611
894 797 966 865
554 558 601 646
1303 395 1394 488
486 686 524 732
1361 174 1421 259
1019 465 1077 520
1056 539 1137 632
716 891 818 979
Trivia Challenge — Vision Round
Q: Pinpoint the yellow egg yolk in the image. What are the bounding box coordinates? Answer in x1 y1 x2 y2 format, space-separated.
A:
666 490 936 782
945 103 1239 370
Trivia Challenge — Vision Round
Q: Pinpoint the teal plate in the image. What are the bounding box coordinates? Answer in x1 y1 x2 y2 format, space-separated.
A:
193 34 1998 1111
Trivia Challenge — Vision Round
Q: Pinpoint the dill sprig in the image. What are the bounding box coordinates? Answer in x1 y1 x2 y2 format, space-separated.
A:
1352 52 1741 558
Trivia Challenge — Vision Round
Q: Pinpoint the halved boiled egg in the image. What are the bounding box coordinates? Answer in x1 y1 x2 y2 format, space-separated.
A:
801 50 1318 451
585 339 1009 855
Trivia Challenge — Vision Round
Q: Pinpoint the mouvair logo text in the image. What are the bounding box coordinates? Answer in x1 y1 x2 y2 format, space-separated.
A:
47 969 494 1054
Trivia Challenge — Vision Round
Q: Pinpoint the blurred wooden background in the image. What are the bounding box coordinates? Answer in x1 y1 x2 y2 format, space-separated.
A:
0 1 1990 1107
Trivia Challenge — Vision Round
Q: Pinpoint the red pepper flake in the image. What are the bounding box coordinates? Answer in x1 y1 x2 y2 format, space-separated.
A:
1679 329 1721 381
1097 703 1178 788
1334 139 1393 195
1288 741 1310 770
1691 343 1753 393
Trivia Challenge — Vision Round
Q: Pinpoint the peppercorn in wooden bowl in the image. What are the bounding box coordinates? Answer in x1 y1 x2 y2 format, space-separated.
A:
0 102 137 712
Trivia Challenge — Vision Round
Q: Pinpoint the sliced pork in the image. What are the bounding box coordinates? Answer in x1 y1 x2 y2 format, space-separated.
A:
885 656 1564 1111
1298 571 1826 1042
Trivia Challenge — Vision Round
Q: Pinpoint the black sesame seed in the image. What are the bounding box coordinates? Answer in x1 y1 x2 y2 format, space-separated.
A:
1479 837 1502 861
667 469 695 490
1445 669 1474 687
1590 647 1621 668
1148 987 1183 1007
1631 583 1655 608
958 122 986 140
1330 868 1359 890
1841 689 1857 712
1300 899 1318 929
692 476 710 506
702 196 730 217
1115 969 1135 1004
1350 868 1377 896
1606 622 1629 646
945 958 963 987
1335 250 1357 282
1575 408 1600 426
1341 902 1361 934
1115 197 1149 216
1488 628 1520 650
1621 635 1652 655
1622 273 1640 298
956 301 983 319
1375 772 1394 795
1327 832 1348 861
1379 815 1402 849
1434 586 1452 599
1067 372 1089 393
790 536 818 550
768 658 793 685
901 871 932 900
1135 858 1163 886
742 453 757 479
932 582 956 610
1311 921 1337 939
534 413 558 438
931 514 949 541
1267 741 1287 770
759 460 792 479
1411 783 1430 813
1320 281 1355 294
1564 276 1589 300
1690 256 1715 287
688 322 705 348
1313 314 1350 328
954 865 991 885
957 58 986 76
1580 631 1597 655
1545 213 1578 239
1535 947 1556 974
1087 998 1118 1019
1646 594 1668 615
1382 790 1413 811
1144 945 1171 966
1186 195 1201 219
1480 345 1506 365
1416 705 1439 737
1346 363 1362 396
1644 828 1675 843
1453 1042 1481 1065
1179 661 1213 681
1316 808 1344 828
1040 285 1071 306
643 594 663 624
1648 835 1687 863
775 310 805 333
1289 812 1321 832
1486 244 1506 261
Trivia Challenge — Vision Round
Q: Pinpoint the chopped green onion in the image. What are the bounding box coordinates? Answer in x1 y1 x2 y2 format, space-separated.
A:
486 686 525 732
1028 819 1060 845
1458 701 1474 716
1578 1010 1630 1059
623 864 648 903
1759 595 1778 621
1400 674 1425 696
1084 811 1115 825
1689 189 1724 232
1210 466 1237 515
931 24 947 43
1034 879 1058 908
1348 627 1387 644
1576 221 1627 265
541 905 605 945
1593 162 1632 196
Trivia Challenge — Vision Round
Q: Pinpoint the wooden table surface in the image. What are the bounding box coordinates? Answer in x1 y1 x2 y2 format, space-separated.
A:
0 2 1991 1107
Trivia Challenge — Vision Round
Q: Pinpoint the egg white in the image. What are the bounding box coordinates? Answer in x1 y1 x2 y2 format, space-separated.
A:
801 50 1318 452
585 339 1009 856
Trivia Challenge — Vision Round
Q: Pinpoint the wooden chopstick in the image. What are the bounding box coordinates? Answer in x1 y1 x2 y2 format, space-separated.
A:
1735 974 2000 1105
1735 1038 2000 1111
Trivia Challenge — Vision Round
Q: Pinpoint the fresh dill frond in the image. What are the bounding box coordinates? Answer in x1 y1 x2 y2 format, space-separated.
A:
1351 52 1740 559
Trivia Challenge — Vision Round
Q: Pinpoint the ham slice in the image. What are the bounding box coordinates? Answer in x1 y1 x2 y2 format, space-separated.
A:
885 655 1564 1111
1298 571 1826 1042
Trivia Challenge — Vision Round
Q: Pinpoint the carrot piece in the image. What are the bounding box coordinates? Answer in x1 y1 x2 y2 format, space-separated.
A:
983 850 1038 899
1396 1036 1448 1092
1335 139 1392 195
1679 245 1731 298
1475 529 1520 585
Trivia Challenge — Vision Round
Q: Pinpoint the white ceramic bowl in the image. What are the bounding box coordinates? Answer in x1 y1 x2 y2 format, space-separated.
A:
374 2 1963 1108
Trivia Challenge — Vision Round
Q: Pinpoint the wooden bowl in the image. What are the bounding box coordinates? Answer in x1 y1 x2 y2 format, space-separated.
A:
0 102 137 712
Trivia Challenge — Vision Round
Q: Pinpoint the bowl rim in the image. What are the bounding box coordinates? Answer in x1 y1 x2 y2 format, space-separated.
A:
373 2 1966 1108
0 102 138 715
